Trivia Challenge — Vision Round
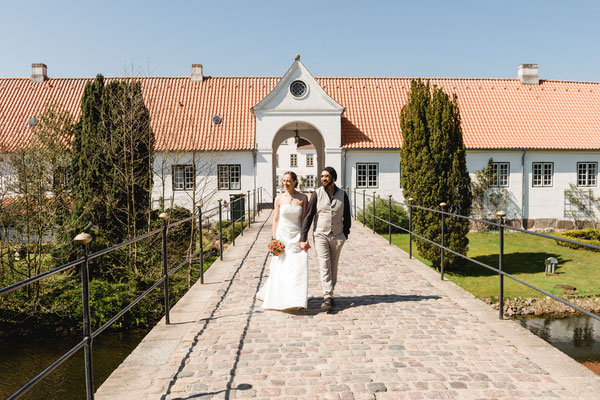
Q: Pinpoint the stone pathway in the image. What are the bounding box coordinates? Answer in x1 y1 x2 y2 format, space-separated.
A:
96 211 600 399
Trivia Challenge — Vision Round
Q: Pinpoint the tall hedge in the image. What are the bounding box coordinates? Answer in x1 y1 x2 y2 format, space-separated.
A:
71 74 108 230
400 79 472 269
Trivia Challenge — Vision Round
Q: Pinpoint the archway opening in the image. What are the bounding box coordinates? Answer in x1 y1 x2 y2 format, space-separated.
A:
271 122 325 200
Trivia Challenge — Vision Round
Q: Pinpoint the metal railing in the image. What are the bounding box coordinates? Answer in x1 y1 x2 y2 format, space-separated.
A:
0 188 264 400
350 187 600 323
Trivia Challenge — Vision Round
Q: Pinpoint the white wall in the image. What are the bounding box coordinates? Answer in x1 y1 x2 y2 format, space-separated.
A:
466 151 523 220
525 151 600 221
344 150 403 210
152 151 255 215
150 147 600 226
467 150 600 223
275 140 318 190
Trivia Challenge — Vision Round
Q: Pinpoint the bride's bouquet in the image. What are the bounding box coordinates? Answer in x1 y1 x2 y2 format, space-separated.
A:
268 239 285 256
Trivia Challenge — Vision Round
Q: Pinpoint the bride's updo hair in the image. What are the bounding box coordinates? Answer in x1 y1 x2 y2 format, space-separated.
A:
283 171 298 188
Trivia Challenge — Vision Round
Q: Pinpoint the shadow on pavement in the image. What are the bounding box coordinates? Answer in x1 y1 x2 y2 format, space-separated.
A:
294 293 442 315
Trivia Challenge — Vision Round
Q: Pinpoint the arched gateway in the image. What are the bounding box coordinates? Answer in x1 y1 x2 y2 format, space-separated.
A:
252 55 345 205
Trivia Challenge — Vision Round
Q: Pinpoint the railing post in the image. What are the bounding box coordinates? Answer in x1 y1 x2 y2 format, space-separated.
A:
388 194 392 245
247 190 251 225
252 189 256 221
197 204 204 284
440 202 447 280
497 210 506 320
372 191 376 233
362 190 366 226
408 197 413 259
159 213 170 324
353 187 357 218
74 232 94 400
231 199 236 246
240 195 244 236
228 196 233 223
218 199 223 261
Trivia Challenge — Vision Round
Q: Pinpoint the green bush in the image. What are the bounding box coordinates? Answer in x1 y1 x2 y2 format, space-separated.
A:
357 196 409 234
555 229 600 251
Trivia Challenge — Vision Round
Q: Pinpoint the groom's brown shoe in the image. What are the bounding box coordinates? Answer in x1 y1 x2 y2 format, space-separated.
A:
321 297 333 310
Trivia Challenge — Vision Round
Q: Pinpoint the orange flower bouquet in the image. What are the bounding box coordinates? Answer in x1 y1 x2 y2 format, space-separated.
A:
268 239 285 256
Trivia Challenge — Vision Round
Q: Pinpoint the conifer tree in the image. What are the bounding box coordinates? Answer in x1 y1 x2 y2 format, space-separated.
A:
400 79 472 269
71 74 108 230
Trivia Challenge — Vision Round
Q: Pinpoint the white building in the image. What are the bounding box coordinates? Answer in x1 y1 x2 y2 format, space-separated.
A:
2 59 600 229
275 138 318 191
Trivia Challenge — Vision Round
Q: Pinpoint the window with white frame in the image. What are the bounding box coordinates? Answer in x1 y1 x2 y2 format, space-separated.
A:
173 165 194 191
532 162 553 187
357 163 378 188
306 154 314 167
577 162 597 187
290 154 298 168
491 162 510 187
218 164 241 190
306 175 315 188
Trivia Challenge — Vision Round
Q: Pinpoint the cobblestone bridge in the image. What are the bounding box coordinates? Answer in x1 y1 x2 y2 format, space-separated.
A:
96 211 600 399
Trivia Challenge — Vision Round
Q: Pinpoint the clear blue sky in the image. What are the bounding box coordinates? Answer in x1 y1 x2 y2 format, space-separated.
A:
2 0 599 81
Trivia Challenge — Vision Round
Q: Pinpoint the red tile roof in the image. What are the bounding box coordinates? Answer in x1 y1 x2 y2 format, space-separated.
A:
1 76 600 151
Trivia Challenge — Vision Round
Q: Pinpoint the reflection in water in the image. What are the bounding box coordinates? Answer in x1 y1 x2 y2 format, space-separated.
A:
518 315 600 363
0 331 147 400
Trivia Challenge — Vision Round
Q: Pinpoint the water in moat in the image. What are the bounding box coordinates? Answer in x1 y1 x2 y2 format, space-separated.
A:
0 331 147 400
518 315 600 375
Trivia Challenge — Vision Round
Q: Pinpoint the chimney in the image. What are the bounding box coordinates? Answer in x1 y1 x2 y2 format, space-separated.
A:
191 64 203 82
518 64 539 85
31 63 48 82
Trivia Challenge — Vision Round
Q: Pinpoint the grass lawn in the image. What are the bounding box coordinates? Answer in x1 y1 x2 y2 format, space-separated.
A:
388 231 600 300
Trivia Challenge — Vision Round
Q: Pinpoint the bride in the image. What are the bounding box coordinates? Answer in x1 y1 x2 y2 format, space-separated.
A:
257 171 309 310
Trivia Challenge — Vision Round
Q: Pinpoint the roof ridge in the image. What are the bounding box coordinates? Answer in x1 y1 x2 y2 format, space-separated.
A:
2 76 600 85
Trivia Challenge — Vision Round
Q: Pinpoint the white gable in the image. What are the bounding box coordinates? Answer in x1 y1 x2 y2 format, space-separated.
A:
253 57 344 114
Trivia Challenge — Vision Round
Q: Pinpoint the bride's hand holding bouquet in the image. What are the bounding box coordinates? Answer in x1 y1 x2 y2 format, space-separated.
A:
268 239 285 256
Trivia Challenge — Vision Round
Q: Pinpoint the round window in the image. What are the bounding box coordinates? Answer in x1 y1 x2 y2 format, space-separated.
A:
290 80 307 98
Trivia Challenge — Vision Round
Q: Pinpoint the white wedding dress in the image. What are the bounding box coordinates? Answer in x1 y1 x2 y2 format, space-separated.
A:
257 204 308 310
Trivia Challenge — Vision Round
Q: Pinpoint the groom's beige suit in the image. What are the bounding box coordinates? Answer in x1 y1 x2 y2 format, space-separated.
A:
301 185 351 299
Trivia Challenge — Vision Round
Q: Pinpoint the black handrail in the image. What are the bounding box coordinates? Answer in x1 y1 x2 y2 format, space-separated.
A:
0 188 264 400
358 191 600 323
0 257 85 296
392 199 600 251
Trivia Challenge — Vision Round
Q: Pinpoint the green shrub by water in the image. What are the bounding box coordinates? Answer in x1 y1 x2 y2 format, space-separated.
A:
0 206 229 337
357 196 409 234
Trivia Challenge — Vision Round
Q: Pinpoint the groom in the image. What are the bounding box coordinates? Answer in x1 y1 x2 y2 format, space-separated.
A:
300 167 351 310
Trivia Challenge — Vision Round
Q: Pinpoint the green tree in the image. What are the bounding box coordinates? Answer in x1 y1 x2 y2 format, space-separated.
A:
400 79 471 269
70 75 108 231
102 80 154 244
0 105 75 303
